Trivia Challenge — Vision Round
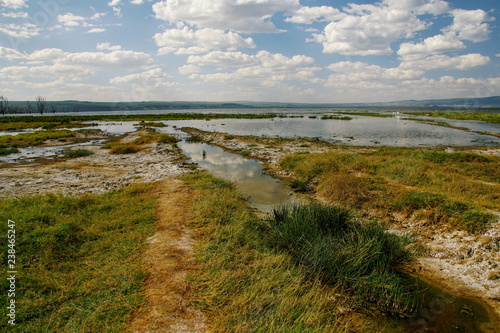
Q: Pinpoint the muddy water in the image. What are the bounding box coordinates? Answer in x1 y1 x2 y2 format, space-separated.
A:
177 140 299 212
394 278 498 333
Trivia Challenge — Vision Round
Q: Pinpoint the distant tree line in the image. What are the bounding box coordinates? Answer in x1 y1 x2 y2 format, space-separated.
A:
0 96 62 115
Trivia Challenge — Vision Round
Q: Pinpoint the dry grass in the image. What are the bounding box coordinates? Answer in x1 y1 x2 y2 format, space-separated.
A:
280 147 499 233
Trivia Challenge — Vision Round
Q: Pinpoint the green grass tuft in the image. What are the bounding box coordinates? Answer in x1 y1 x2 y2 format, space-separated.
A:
64 149 94 158
0 147 19 156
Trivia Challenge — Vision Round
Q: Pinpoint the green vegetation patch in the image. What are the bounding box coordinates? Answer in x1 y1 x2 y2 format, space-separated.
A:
182 172 416 331
137 121 167 127
405 112 500 124
64 149 94 158
268 204 416 314
0 121 88 131
0 130 76 148
0 183 157 332
132 133 179 145
0 147 19 156
102 142 141 154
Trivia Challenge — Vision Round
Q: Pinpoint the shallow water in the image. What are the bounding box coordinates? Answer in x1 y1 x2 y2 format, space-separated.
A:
166 115 500 146
396 278 498 333
0 140 105 166
177 140 298 212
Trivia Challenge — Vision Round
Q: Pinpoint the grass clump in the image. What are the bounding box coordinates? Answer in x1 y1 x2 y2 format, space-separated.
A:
137 121 166 127
267 204 417 314
64 149 94 158
102 142 141 154
132 133 179 145
0 147 19 155
0 183 157 332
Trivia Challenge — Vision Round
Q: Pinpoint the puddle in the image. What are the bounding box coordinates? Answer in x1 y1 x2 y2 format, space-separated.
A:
177 140 299 212
0 140 105 166
395 277 498 333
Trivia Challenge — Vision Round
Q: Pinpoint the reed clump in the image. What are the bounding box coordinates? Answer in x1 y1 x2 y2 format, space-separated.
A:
267 204 417 314
64 148 94 158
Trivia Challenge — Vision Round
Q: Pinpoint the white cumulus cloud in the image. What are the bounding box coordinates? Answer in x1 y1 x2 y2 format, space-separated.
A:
382 0 450 15
311 3 427 55
400 53 490 71
187 51 258 68
0 0 26 9
285 6 346 24
97 43 122 51
58 13 87 27
0 23 40 38
398 33 465 58
0 46 25 60
153 0 301 33
154 27 256 55
109 68 172 85
445 9 495 42
189 50 319 87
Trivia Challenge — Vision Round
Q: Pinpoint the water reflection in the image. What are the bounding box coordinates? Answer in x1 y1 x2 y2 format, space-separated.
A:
178 141 298 212
167 116 500 146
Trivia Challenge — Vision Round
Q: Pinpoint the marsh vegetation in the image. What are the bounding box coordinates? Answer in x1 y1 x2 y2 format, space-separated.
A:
280 148 499 233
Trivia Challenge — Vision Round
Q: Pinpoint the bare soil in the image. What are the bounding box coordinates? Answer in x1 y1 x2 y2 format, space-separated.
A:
128 179 207 333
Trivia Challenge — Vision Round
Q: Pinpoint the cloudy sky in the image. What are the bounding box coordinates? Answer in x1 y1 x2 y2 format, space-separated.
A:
0 0 499 103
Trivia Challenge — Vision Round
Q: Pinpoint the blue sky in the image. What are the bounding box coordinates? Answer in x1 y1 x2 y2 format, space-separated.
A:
0 0 498 103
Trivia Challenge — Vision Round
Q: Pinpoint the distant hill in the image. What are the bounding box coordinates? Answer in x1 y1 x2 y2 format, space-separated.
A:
240 96 500 109
3 96 499 114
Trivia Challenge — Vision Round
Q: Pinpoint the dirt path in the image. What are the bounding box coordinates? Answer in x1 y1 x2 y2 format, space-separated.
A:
128 179 206 333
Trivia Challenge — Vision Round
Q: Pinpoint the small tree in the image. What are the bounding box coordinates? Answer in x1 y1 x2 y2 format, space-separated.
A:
0 96 8 115
36 96 46 115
